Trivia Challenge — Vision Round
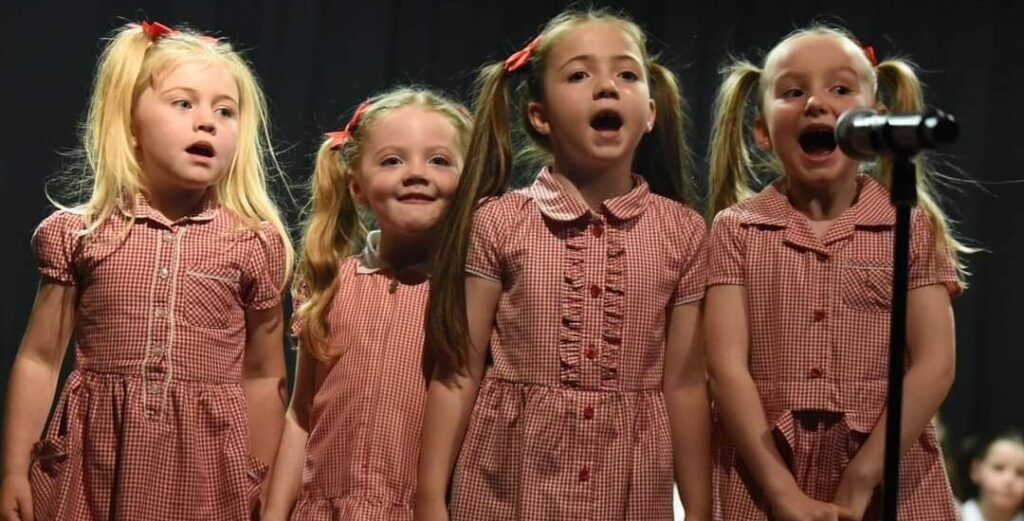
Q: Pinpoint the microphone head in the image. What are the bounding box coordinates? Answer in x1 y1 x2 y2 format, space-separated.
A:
835 107 883 161
922 109 959 146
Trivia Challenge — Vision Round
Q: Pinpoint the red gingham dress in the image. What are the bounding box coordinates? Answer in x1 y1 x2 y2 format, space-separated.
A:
707 175 961 521
450 168 708 521
30 193 285 521
289 231 430 521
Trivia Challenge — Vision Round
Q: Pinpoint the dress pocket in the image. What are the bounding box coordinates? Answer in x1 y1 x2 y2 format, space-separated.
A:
245 454 269 513
841 259 893 312
180 268 242 330
29 435 71 521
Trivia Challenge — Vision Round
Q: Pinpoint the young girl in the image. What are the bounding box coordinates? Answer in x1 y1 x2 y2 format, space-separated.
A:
260 88 472 521
961 432 1024 521
416 8 711 521
0 21 292 520
704 25 971 521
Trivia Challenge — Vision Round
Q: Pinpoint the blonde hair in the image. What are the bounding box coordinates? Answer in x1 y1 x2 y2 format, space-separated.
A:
56 21 293 279
294 87 473 361
426 7 695 382
707 24 973 280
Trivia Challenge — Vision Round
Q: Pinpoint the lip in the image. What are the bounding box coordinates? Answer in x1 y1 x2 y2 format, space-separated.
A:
185 140 217 163
797 123 838 163
590 108 624 140
396 193 437 204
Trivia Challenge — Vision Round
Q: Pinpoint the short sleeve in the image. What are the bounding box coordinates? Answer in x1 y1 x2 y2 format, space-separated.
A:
672 208 709 306
240 222 288 310
465 196 509 282
909 210 962 298
706 209 747 286
32 211 84 285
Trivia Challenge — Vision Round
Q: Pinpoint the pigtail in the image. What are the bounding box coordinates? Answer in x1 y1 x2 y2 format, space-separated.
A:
634 62 694 205
426 62 515 383
875 58 974 281
294 139 365 361
707 60 762 219
73 24 154 231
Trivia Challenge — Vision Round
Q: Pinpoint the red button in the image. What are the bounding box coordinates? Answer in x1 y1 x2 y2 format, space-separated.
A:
578 466 590 482
590 285 602 298
583 405 595 420
592 223 604 238
813 310 827 322
585 346 597 360
809 367 824 379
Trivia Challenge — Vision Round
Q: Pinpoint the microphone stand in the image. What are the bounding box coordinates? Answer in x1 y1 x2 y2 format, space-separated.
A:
882 153 916 521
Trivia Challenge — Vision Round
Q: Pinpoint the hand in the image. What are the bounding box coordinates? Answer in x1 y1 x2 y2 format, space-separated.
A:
0 474 33 521
769 486 854 521
833 464 878 521
414 496 449 521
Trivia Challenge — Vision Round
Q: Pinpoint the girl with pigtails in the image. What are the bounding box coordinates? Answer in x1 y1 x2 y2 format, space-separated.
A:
262 88 472 521
416 8 712 521
704 25 971 521
0 21 292 520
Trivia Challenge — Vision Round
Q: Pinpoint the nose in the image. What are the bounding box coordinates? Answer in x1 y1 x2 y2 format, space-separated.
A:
402 161 429 186
195 108 217 135
593 74 620 100
803 93 828 117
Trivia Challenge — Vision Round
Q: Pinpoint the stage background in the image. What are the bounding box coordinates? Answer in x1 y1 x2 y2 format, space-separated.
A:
2 0 1021 489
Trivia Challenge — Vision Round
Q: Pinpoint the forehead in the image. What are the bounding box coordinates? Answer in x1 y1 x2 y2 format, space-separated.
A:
547 21 644 63
152 59 239 97
986 440 1024 463
363 105 459 147
764 33 871 81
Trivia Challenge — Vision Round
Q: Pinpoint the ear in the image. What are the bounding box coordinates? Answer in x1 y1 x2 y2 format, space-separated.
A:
348 172 367 205
645 97 656 133
753 116 772 150
527 101 551 136
969 458 983 484
875 101 888 114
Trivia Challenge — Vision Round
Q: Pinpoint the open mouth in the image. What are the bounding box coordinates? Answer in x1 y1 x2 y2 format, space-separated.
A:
798 126 837 156
590 110 623 132
186 141 215 158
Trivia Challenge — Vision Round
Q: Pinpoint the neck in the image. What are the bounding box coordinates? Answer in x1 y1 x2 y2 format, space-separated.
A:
550 155 635 211
783 174 859 221
378 229 433 271
142 183 209 222
979 498 1018 521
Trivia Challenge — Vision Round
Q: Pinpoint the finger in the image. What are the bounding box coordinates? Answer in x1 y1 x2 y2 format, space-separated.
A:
17 495 31 521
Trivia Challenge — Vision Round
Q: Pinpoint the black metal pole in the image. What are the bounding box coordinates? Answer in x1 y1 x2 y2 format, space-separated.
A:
882 155 918 521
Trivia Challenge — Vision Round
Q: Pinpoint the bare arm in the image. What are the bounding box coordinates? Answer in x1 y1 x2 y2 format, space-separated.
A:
414 276 500 520
1 281 77 521
663 301 712 521
260 345 318 520
242 305 288 508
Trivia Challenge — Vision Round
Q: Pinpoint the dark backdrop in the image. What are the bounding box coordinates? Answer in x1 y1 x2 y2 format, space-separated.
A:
2 0 1021 478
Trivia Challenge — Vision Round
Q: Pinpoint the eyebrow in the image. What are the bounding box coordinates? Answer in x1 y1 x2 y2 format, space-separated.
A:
161 86 238 106
559 54 643 70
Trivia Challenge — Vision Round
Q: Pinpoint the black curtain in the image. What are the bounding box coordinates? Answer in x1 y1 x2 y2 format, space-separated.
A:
2 0 1021 479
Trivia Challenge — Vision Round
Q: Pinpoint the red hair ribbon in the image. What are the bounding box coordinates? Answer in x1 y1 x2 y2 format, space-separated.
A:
504 35 541 73
326 99 373 149
141 20 175 41
853 37 878 67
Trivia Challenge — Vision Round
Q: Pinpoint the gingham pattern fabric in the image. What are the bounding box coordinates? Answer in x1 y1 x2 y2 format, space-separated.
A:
289 233 430 521
449 168 707 521
707 175 960 520
29 193 285 520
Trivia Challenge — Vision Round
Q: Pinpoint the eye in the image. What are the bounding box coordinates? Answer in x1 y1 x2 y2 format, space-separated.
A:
215 106 236 118
568 70 589 83
429 155 453 167
782 87 804 99
172 99 193 110
380 156 402 167
619 70 640 82
831 84 853 95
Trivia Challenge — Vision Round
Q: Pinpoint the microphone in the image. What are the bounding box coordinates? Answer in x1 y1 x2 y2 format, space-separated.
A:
835 107 959 161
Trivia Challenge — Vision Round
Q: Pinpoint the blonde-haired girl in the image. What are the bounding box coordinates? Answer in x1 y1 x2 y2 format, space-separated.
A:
0 21 292 520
